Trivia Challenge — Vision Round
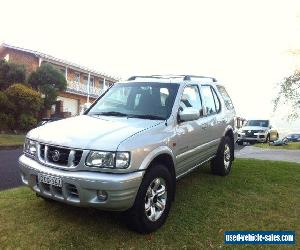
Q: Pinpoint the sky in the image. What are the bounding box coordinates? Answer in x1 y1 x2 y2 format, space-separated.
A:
1 0 300 131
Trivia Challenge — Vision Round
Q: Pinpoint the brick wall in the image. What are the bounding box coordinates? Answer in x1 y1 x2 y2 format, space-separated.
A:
0 48 39 75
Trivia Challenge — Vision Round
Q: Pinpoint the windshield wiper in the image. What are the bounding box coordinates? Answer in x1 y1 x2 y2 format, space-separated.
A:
91 111 128 117
127 114 165 120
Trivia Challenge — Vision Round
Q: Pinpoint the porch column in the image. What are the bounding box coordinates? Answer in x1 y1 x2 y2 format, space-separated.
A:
65 67 68 81
87 72 91 103
38 57 43 67
103 78 106 90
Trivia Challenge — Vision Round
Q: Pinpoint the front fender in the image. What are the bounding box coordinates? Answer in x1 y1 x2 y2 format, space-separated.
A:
138 146 175 171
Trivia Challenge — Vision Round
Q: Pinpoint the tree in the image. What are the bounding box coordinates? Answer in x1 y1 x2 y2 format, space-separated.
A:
274 70 300 120
28 63 67 109
0 59 26 90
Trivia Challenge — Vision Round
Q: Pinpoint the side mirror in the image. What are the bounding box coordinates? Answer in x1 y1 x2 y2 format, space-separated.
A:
269 125 272 129
179 107 200 122
80 103 92 115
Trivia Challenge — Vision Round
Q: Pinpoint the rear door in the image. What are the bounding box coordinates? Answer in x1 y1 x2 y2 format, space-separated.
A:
198 85 224 156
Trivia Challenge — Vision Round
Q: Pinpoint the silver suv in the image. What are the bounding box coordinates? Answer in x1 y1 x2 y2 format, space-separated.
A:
237 119 279 145
19 75 236 233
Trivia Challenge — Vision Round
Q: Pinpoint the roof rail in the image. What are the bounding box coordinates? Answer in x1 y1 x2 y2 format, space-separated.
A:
127 75 162 81
128 75 217 82
183 75 217 82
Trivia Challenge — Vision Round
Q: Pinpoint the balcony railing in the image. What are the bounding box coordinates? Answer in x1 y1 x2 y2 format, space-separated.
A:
66 80 105 98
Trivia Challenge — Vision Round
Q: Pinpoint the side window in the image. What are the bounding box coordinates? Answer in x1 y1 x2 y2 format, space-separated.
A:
180 85 202 111
201 85 219 115
217 85 234 110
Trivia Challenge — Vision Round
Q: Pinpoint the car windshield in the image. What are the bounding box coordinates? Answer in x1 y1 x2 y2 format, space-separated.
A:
246 120 269 127
87 82 179 120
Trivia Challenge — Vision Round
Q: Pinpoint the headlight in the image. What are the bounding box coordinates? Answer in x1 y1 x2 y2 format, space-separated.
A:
86 151 130 169
24 139 37 156
116 152 130 168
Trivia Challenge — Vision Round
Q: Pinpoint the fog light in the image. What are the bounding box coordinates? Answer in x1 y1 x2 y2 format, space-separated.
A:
97 190 108 201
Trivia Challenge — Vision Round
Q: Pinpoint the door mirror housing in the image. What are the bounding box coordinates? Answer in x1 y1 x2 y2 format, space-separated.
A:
80 103 92 115
179 107 200 122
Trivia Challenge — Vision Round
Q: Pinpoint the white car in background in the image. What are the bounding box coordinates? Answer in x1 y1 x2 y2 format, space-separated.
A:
237 119 279 145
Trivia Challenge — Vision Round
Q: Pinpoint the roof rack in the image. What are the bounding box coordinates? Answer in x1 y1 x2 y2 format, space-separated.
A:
127 75 217 82
183 75 217 82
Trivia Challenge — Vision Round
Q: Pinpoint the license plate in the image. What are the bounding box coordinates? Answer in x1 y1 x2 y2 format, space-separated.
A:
38 174 62 187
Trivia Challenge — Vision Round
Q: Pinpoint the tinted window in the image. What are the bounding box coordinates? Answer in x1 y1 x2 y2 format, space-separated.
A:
180 85 202 111
201 85 217 115
217 85 234 110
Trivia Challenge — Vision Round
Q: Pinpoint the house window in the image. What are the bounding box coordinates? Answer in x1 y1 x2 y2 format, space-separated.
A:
74 72 80 83
90 76 94 88
83 75 95 92
83 75 88 86
99 78 104 89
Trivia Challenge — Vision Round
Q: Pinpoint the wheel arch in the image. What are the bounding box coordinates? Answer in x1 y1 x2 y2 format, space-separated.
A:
223 126 235 160
150 153 176 201
139 147 176 201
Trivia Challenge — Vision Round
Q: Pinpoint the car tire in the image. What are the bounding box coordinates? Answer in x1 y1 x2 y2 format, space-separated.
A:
125 163 174 234
237 140 243 146
211 136 233 176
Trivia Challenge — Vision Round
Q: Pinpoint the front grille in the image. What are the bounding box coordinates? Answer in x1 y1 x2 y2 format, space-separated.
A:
40 144 45 159
38 144 83 167
67 184 79 199
73 151 83 165
243 130 259 138
47 146 70 165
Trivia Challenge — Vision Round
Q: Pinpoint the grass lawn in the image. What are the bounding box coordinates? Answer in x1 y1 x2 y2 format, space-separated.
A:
0 159 299 249
0 134 25 146
254 141 300 150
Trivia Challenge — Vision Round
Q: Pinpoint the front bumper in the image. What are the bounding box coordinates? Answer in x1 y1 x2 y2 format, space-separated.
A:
237 133 266 142
19 154 144 211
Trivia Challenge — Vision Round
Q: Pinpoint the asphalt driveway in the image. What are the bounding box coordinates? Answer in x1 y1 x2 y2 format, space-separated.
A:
235 145 300 163
0 149 23 190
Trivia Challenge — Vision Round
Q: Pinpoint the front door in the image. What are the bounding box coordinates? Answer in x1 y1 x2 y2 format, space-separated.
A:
174 85 209 176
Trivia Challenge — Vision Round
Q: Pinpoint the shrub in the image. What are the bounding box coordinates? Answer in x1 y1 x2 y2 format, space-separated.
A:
4 84 43 131
0 60 26 90
0 91 14 113
18 113 37 131
5 83 43 117
0 113 15 131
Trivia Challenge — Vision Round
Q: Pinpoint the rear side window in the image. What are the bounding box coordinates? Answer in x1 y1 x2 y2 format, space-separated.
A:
201 85 220 115
217 85 234 110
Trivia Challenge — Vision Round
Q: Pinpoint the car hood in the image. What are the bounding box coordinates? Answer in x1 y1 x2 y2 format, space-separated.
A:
27 115 162 151
241 126 268 131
